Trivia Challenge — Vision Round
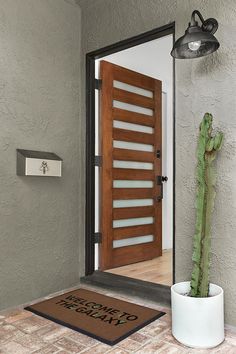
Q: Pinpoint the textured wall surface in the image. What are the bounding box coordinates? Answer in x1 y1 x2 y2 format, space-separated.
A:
0 0 82 310
78 0 236 325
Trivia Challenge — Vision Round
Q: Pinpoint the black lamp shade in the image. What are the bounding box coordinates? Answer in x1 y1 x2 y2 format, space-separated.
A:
171 24 220 59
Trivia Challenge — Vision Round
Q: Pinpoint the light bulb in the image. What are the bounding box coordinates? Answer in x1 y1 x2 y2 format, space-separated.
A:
188 40 201 51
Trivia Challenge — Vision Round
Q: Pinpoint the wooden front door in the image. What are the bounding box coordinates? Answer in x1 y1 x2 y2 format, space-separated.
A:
99 61 162 270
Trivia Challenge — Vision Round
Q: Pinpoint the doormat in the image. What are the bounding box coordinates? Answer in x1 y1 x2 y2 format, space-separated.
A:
25 288 165 345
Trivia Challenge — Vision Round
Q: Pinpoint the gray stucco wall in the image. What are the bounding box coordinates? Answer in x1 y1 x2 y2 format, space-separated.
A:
78 0 236 326
0 0 83 310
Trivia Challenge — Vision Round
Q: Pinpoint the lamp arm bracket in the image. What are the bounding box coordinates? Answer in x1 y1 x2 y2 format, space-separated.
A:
191 10 218 34
191 10 205 26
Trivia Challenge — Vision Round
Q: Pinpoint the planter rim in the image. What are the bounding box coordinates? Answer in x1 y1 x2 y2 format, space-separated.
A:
171 281 223 299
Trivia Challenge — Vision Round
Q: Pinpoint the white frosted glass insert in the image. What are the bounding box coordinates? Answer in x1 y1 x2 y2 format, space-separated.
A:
113 217 154 228
95 90 99 155
113 199 153 208
113 235 154 248
113 80 153 98
113 100 153 116
95 167 100 231
113 180 153 188
113 140 154 152
113 120 153 134
94 243 99 270
113 160 153 170
95 60 99 79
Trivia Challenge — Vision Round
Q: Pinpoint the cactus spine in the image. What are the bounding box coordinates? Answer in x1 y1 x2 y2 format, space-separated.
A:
190 113 223 297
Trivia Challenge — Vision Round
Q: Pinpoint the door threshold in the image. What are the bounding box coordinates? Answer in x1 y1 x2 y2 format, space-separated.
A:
80 271 171 306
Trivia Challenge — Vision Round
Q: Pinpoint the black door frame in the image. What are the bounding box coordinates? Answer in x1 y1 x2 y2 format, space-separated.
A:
85 22 176 294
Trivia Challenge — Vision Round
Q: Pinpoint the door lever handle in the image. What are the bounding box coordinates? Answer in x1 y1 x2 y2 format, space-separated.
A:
156 176 168 202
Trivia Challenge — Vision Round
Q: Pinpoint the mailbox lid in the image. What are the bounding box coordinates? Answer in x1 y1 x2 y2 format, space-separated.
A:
17 149 62 161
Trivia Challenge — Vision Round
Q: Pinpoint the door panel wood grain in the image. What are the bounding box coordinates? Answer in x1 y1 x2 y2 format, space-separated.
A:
100 61 162 270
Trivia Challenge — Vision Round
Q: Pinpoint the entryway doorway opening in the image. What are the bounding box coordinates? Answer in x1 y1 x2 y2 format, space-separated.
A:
84 23 175 302
94 35 173 286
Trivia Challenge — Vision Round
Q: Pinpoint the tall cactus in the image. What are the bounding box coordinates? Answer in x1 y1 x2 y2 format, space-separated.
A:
190 113 223 297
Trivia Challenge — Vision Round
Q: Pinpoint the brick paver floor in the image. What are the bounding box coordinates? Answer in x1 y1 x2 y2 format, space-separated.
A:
0 285 235 353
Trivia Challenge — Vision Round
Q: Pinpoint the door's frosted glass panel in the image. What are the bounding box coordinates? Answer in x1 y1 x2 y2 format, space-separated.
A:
113 120 153 134
113 140 154 152
113 180 153 188
113 217 154 228
113 80 153 98
113 199 153 208
94 243 99 270
95 90 99 155
113 100 153 116
113 160 153 170
113 235 154 248
95 167 99 231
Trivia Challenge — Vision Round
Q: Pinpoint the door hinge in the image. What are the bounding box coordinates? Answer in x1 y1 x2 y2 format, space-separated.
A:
94 232 102 244
94 155 102 167
95 79 102 90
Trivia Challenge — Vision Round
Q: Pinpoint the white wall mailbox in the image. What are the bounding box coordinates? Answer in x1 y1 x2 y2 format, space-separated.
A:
17 149 62 177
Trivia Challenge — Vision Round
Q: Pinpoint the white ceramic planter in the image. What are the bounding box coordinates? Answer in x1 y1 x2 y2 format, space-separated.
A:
171 281 224 349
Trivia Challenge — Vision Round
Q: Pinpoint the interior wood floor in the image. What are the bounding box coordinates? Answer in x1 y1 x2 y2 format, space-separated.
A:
106 249 172 286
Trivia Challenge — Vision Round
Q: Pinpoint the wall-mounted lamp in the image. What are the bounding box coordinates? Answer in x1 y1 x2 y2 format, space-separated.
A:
171 10 220 59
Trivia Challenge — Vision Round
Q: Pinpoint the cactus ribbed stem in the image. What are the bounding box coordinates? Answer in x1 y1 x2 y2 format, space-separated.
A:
190 113 223 297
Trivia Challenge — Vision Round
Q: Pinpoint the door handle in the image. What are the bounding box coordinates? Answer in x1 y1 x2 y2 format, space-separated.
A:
156 176 168 202
162 176 168 182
